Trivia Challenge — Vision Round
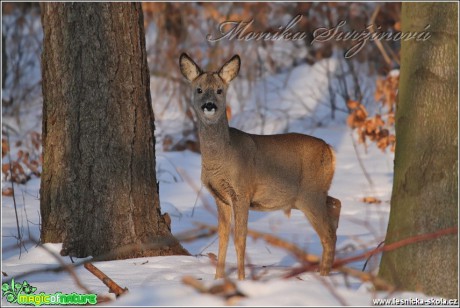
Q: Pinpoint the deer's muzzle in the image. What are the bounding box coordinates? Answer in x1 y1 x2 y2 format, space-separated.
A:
201 102 217 116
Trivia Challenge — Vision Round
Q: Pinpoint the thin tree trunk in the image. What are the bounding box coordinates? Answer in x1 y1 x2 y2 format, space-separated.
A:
379 2 458 298
40 3 188 259
2 32 6 89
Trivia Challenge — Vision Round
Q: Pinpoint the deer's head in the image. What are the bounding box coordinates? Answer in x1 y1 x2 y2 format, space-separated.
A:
179 53 240 124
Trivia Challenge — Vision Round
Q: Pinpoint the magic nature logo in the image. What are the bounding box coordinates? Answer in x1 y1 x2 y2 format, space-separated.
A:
2 279 97 306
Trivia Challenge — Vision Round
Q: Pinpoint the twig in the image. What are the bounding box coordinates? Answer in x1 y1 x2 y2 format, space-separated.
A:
84 263 127 297
5 127 24 257
177 167 217 217
336 266 393 291
199 235 218 255
349 130 374 189
190 184 204 217
30 238 94 295
22 191 32 239
362 241 384 271
369 5 393 66
315 275 348 306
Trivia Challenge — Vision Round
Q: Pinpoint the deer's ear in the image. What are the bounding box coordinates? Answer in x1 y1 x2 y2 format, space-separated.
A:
218 55 240 83
179 53 202 82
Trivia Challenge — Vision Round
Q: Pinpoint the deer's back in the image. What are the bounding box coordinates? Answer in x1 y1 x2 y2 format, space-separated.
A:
229 128 335 211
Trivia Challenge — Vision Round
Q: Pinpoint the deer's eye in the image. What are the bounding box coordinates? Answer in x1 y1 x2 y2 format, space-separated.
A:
217 89 223 95
197 88 203 94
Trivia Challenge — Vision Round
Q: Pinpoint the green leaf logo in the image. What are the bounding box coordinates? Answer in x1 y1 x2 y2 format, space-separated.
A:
1 279 37 304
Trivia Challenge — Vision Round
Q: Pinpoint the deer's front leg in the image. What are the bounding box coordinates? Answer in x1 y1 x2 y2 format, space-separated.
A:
215 200 232 279
232 199 249 280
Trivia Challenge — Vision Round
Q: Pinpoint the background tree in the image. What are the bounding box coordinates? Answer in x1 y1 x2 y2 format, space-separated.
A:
379 2 458 298
40 3 188 259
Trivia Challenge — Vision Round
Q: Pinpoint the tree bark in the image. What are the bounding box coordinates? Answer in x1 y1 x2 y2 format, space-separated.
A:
379 2 458 298
40 3 188 259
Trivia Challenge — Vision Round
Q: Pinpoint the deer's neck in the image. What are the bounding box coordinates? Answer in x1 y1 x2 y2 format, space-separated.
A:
198 116 231 162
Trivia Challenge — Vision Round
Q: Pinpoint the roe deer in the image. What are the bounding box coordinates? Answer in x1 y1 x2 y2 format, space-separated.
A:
179 53 341 280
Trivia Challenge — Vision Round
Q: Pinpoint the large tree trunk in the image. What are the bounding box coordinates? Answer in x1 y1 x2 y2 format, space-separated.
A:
40 3 188 259
379 2 458 298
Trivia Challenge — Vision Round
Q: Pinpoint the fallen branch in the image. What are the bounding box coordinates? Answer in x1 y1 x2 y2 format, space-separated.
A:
84 263 128 297
196 223 457 292
243 226 394 290
195 222 321 264
284 226 457 290
334 226 458 268
246 229 320 264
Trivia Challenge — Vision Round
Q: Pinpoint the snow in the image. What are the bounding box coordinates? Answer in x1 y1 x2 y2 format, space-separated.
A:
1 24 432 304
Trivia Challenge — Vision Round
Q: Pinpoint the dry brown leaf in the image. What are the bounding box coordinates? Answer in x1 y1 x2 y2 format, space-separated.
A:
387 113 395 126
346 100 360 110
358 128 366 144
347 114 356 128
27 160 41 176
374 78 385 102
379 129 390 138
2 138 9 158
226 106 232 121
31 131 41 150
364 119 377 134
17 150 24 161
181 276 208 293
162 135 173 151
377 137 389 150
2 187 13 196
208 280 237 296
207 252 217 263
2 163 10 174
355 107 368 121
362 197 382 204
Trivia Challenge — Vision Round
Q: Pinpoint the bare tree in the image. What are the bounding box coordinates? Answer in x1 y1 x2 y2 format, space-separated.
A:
379 2 458 298
40 3 188 259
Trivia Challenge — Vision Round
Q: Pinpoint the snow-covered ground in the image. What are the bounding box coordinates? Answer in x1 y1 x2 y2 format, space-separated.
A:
2 42 433 305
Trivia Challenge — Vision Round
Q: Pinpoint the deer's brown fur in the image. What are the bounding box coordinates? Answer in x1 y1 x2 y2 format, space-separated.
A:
180 53 341 280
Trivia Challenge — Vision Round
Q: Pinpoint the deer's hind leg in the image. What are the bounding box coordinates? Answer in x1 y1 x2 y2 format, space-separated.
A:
327 196 341 231
297 193 339 275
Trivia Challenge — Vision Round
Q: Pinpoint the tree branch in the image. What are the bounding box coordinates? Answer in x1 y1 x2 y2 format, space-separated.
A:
84 263 127 297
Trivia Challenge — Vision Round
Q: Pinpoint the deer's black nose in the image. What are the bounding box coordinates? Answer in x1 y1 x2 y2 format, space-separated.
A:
202 102 217 111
